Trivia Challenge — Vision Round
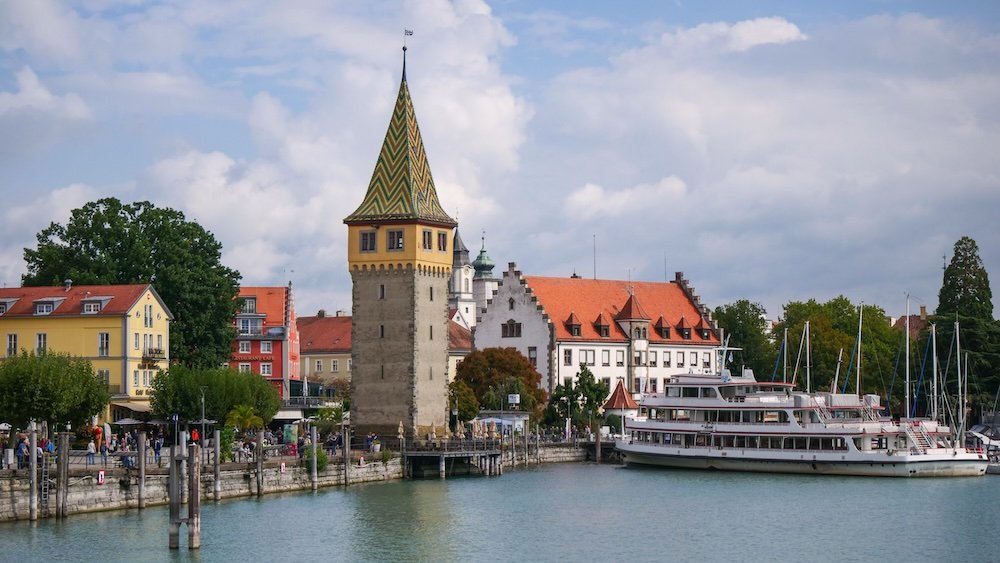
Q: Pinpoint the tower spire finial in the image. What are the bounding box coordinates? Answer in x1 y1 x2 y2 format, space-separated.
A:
403 29 413 78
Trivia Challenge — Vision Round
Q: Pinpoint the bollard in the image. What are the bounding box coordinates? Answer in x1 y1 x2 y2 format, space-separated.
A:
188 443 201 549
255 431 263 497
168 444 180 549
439 455 446 479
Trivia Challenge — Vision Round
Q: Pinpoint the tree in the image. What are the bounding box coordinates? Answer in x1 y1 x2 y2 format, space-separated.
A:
575 364 609 425
934 236 1000 418
542 364 609 429
0 351 109 430
713 300 778 378
22 198 241 368
225 405 263 437
448 380 479 423
455 347 546 416
150 365 280 428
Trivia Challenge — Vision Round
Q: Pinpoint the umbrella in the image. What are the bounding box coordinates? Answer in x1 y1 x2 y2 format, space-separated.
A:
444 425 452 440
430 425 437 440
112 418 144 426
456 421 465 438
488 421 496 439
0 422 11 431
397 421 404 441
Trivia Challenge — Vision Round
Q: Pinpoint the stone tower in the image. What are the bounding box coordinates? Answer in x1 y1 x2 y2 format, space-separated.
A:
344 49 457 440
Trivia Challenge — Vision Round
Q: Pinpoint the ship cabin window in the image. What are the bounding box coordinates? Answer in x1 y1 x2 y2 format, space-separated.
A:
667 387 681 398
701 387 717 398
682 387 699 398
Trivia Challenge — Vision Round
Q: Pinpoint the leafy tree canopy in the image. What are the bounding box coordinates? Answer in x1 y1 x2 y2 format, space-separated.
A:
542 364 609 428
713 299 778 378
22 198 241 368
150 365 279 428
448 379 479 422
0 351 109 430
455 347 546 417
938 236 993 321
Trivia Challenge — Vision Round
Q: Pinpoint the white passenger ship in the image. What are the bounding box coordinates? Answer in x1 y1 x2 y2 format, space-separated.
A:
616 366 988 477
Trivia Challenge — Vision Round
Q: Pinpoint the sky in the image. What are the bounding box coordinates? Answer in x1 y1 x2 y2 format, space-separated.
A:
2 0 999 322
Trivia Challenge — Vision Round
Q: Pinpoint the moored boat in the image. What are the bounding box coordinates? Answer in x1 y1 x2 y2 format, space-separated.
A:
616 364 988 477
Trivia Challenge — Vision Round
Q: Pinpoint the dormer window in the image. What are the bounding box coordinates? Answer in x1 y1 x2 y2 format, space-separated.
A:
565 312 582 337
682 329 692 340
82 301 102 314
660 326 670 338
699 329 711 339
35 302 54 315
241 297 257 314
0 303 6 315
594 313 610 338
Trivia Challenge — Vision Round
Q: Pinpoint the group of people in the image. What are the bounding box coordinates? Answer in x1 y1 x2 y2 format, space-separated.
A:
0 435 54 469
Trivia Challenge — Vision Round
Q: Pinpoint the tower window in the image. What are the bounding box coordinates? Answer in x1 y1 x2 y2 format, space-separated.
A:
438 231 448 252
430 325 433 340
429 287 434 301
508 298 515 310
422 229 433 251
379 284 386 299
388 230 404 251
360 231 377 252
380 325 385 338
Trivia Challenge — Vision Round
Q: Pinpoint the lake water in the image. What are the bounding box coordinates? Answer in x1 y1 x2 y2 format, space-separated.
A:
2 462 996 562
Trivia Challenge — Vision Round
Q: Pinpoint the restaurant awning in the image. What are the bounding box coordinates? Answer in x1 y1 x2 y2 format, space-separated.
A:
111 401 152 413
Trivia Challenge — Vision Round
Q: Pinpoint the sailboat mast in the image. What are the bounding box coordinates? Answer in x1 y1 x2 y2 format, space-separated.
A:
905 296 910 419
783 328 788 383
931 323 938 422
956 321 963 440
856 304 863 398
806 321 812 393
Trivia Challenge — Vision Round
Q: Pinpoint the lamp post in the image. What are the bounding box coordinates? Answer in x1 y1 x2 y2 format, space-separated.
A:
200 387 207 449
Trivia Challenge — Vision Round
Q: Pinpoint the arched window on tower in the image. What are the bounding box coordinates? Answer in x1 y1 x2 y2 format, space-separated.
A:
508 298 515 310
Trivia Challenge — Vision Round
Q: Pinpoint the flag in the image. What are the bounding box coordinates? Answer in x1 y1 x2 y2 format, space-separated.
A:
404 29 413 36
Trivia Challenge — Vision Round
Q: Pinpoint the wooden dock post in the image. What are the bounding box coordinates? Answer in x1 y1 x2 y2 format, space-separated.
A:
343 424 350 487
138 431 146 509
29 423 37 521
439 455 446 479
188 443 201 549
168 444 181 549
255 430 263 497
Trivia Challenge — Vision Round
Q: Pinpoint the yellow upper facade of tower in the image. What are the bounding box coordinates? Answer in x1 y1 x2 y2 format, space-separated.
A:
345 50 456 273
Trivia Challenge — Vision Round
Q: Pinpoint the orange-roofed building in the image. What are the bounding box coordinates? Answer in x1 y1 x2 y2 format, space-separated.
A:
230 284 300 400
298 309 353 388
475 263 721 395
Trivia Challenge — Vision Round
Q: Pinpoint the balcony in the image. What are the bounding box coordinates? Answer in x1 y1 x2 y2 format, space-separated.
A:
141 348 165 367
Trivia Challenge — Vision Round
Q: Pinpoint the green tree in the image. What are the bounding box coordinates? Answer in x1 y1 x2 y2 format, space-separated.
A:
934 236 1000 417
542 365 608 429
448 379 479 423
150 365 280 427
314 406 344 436
713 300 778 378
225 404 264 437
575 364 609 426
455 347 546 416
0 351 109 430
22 198 241 368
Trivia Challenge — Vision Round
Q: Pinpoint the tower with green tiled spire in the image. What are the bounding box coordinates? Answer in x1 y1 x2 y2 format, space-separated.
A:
345 47 456 440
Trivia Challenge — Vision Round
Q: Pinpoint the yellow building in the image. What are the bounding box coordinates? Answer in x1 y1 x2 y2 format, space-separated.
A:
0 281 172 421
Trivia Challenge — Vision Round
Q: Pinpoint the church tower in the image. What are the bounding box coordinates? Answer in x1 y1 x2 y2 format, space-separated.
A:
344 48 456 439
449 228 476 327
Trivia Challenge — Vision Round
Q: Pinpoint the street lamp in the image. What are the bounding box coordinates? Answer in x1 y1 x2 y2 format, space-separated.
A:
200 386 207 449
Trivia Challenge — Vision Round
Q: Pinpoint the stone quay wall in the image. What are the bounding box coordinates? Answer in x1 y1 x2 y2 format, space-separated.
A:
0 443 598 522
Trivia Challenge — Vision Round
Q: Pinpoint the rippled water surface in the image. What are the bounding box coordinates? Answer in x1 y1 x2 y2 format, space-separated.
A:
2 463 996 562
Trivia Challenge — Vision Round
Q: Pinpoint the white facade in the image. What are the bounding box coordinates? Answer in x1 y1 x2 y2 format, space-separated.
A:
475 263 720 395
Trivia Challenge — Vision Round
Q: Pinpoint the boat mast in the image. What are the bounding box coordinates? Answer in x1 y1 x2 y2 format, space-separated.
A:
856 304 863 398
783 328 789 383
805 320 812 393
905 295 910 419
956 320 964 440
931 323 938 422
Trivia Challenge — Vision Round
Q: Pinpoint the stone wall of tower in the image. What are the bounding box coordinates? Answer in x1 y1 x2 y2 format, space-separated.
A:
350 264 450 439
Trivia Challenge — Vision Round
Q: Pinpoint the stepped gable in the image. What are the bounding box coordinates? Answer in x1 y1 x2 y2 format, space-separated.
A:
344 54 456 228
602 379 638 410
521 275 720 344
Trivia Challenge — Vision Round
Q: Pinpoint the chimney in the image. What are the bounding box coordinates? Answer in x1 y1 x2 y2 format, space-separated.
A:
64 279 72 292
919 305 927 320
336 310 347 317
317 309 326 318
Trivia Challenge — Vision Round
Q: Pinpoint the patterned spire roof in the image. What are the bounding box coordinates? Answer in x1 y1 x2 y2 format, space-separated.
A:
344 55 456 227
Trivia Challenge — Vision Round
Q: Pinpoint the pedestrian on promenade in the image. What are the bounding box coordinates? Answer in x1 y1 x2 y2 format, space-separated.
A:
16 438 27 469
86 439 96 465
153 437 162 465
100 441 108 467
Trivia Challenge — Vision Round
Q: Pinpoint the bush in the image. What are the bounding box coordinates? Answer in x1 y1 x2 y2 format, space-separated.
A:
381 449 391 467
303 446 329 472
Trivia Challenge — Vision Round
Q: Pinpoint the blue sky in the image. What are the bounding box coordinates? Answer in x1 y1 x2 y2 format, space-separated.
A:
2 1 998 321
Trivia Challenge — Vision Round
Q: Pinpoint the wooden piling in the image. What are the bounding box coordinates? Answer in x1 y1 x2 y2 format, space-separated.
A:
310 426 318 491
188 443 201 549
213 429 221 502
29 425 37 521
255 430 263 497
138 431 146 509
168 444 180 549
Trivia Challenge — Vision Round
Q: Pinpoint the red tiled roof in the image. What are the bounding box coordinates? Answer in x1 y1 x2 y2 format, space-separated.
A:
449 321 472 351
522 276 719 344
615 293 650 321
893 315 927 340
594 311 611 326
566 311 582 326
297 315 352 354
602 380 638 410
239 287 289 325
0 284 156 317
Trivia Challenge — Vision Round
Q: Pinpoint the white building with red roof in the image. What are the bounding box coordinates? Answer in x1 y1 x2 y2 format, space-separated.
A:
475 262 721 395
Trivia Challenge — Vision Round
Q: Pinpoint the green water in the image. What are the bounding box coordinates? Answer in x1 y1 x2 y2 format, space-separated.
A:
2 463 995 562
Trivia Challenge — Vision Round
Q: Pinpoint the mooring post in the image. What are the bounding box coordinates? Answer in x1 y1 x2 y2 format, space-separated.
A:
57 431 70 518
596 426 601 464
310 425 318 491
29 422 37 521
188 443 201 549
179 431 188 505
439 455 446 479
213 429 221 502
138 431 146 509
255 430 263 497
168 444 180 549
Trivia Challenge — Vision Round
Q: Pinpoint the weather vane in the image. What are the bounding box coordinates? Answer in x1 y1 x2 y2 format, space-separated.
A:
404 28 413 49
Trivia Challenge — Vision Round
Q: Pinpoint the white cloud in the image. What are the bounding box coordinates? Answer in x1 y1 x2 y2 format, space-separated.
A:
566 177 687 220
0 67 92 119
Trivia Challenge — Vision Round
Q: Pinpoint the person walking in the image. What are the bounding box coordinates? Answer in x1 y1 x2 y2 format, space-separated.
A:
100 441 108 467
86 439 96 466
